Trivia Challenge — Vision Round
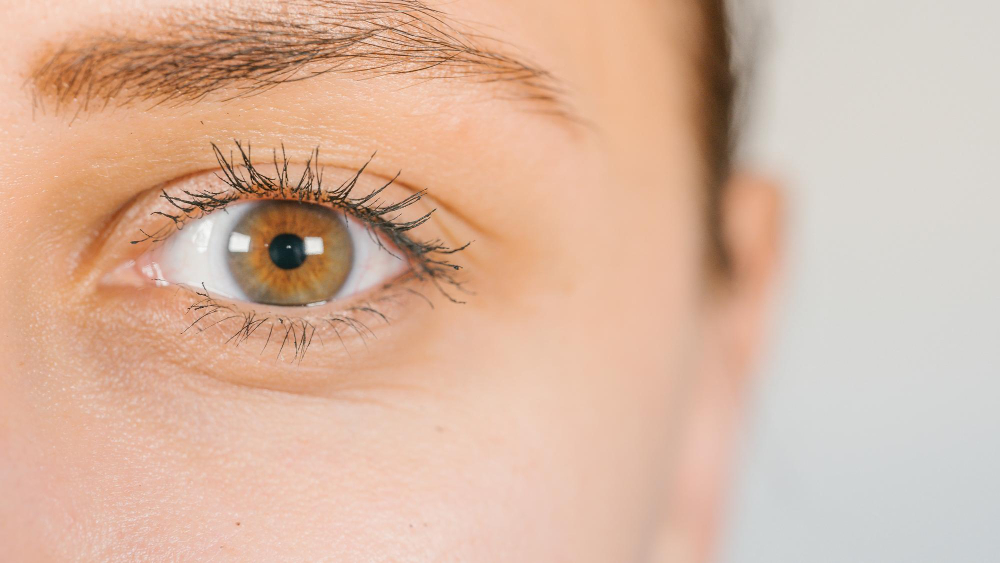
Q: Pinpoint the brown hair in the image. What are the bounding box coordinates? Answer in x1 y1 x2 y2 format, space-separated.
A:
697 0 738 273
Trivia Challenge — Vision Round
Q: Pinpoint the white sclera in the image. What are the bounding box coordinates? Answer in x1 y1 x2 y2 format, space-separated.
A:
145 201 408 305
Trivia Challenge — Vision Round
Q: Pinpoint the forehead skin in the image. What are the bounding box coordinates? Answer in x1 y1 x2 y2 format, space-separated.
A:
0 0 711 561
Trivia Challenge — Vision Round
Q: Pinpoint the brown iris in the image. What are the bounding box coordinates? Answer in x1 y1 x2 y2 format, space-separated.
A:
226 201 353 306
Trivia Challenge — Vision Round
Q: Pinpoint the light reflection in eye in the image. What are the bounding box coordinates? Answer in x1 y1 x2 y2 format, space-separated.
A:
190 219 214 253
227 232 251 253
303 237 324 256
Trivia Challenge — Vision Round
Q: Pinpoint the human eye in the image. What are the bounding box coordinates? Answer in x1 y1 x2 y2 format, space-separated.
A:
144 195 413 306
141 197 410 306
104 141 469 364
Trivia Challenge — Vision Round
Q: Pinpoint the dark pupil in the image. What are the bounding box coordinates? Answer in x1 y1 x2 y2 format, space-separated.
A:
269 233 307 270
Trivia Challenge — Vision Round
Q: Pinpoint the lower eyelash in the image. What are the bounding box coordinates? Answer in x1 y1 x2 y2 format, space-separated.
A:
175 277 438 363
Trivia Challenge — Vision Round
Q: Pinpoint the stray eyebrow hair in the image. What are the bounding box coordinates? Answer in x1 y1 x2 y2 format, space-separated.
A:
30 0 566 116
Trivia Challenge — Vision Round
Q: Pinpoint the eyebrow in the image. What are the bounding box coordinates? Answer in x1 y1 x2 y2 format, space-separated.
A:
29 0 566 116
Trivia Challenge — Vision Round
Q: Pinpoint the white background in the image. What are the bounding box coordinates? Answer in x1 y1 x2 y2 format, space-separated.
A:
720 1 1000 562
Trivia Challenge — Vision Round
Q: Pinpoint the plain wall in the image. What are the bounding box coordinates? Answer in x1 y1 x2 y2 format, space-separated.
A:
720 1 1000 562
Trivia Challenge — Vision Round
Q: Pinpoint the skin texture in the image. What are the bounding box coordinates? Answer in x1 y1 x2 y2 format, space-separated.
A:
0 0 780 561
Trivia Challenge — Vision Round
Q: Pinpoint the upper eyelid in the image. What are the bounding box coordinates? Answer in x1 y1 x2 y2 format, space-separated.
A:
134 142 405 244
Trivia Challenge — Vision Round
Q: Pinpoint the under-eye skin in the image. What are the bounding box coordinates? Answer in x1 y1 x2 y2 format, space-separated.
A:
116 141 470 361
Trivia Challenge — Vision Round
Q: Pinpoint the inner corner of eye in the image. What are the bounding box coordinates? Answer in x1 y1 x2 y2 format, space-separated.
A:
137 199 409 307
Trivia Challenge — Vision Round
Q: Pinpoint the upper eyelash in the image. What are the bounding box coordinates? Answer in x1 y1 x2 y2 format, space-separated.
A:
132 140 471 302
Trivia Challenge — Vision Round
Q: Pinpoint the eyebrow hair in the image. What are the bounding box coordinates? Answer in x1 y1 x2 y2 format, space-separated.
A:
29 0 566 116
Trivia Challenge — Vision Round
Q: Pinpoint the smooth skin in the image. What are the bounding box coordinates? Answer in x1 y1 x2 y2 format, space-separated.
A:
0 0 780 561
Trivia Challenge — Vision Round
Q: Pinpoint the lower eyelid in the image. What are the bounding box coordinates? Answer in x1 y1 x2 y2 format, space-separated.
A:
172 271 431 364
87 267 443 389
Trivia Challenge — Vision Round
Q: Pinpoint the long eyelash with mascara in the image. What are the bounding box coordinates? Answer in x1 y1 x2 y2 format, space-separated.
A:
132 141 470 362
